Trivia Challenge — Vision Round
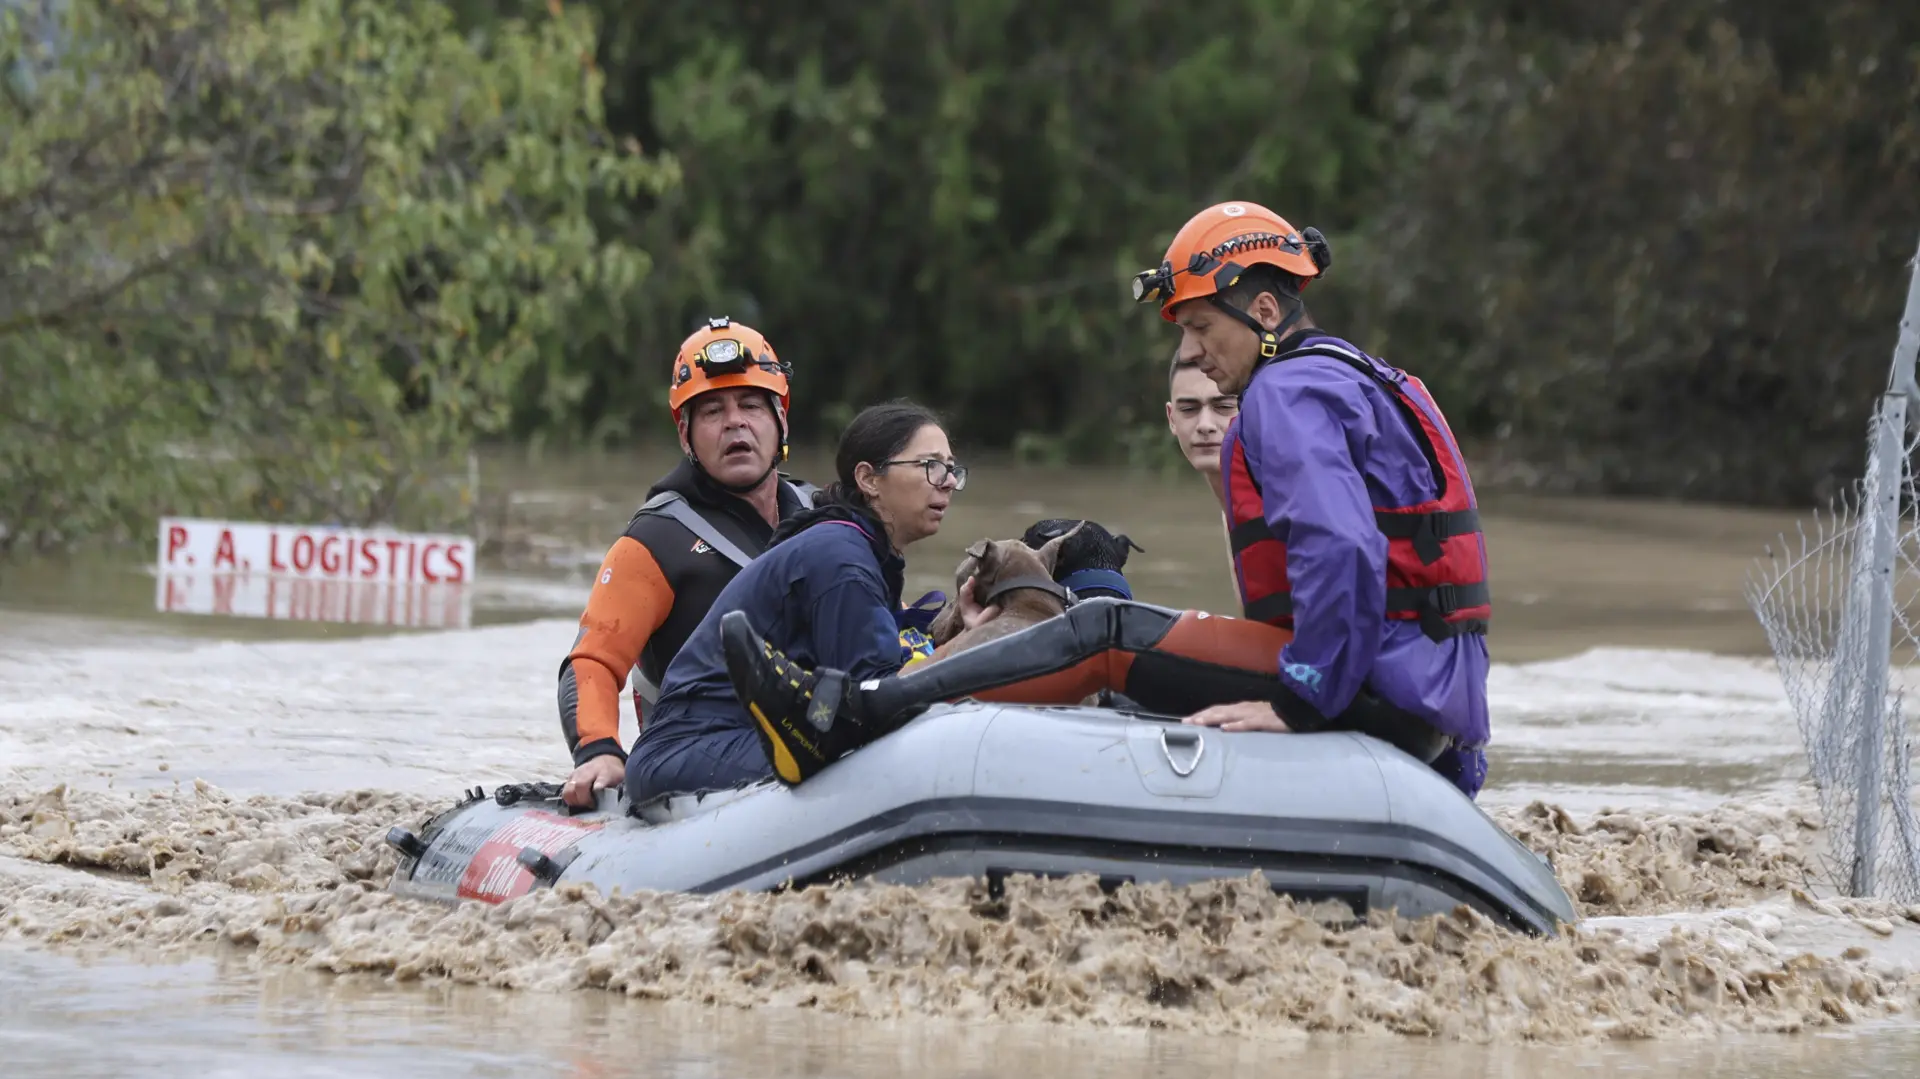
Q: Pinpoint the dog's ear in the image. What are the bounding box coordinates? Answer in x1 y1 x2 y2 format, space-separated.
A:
1033 521 1085 576
979 538 1011 579
958 538 996 585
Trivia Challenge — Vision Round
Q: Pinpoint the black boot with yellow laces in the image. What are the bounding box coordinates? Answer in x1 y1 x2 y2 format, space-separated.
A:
719 610 876 784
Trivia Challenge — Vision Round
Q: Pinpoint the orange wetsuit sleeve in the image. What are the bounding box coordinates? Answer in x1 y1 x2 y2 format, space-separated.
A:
564 536 674 759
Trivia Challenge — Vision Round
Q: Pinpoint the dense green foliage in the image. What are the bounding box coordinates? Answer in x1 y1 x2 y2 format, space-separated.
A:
1355 0 1920 502
0 0 663 552
511 0 1919 503
517 0 1391 470
5 0 1918 553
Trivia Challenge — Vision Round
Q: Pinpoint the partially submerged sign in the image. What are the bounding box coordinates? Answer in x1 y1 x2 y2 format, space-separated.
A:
155 517 476 629
158 517 474 582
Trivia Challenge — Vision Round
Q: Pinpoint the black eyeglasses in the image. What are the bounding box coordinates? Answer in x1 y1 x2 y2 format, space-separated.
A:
880 458 967 491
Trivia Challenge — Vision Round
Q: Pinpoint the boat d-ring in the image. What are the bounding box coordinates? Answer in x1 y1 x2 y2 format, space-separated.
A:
1158 726 1205 777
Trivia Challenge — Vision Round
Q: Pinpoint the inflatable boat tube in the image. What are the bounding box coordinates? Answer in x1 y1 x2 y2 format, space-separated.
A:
384 701 1577 936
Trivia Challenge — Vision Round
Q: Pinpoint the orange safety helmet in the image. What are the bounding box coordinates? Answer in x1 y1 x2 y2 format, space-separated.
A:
668 316 793 425
1131 201 1332 325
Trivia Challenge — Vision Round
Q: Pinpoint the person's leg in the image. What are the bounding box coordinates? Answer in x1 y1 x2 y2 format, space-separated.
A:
727 600 1280 782
1426 743 1488 800
877 599 1287 716
625 727 773 802
726 598 1456 786
881 604 1452 770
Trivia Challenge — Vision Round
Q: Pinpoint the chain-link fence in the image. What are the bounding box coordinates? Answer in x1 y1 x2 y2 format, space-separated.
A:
1748 395 1920 903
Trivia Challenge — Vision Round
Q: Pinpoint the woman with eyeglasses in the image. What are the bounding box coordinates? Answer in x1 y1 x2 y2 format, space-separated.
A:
623 399 997 802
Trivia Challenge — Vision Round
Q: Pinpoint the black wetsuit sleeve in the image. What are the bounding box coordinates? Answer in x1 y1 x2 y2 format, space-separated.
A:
1271 682 1448 763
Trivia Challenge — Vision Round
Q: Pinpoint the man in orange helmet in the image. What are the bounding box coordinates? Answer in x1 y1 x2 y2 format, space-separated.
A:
1132 201 1492 797
554 317 819 808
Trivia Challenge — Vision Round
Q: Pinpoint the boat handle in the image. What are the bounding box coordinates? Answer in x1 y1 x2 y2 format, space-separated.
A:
1159 726 1205 777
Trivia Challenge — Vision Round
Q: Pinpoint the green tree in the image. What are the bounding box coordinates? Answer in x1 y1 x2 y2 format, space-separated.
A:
1347 0 1920 503
533 0 1916 502
0 0 668 554
509 0 1389 459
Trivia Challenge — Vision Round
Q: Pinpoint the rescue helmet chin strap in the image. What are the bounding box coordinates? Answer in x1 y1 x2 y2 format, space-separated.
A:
1210 292 1303 364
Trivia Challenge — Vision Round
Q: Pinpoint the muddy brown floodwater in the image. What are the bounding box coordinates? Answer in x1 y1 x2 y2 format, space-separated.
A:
4 448 1920 1076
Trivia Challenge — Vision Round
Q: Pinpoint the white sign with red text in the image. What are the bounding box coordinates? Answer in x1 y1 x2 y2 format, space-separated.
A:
158 517 475 584
154 518 477 629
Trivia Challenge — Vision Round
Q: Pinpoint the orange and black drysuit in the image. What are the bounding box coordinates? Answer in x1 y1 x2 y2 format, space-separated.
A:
559 460 816 767
837 598 1453 764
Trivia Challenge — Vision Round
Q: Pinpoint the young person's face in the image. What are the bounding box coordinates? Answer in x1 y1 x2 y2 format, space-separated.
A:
1166 364 1239 475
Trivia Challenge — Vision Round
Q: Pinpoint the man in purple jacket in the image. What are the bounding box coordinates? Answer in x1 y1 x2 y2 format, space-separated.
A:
1130 200 1493 797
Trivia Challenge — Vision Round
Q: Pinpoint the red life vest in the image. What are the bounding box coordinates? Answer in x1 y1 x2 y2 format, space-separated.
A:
1223 338 1491 642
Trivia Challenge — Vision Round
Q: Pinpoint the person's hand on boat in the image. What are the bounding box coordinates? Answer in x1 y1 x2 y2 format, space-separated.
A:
1183 700 1292 733
956 574 1003 631
561 754 625 808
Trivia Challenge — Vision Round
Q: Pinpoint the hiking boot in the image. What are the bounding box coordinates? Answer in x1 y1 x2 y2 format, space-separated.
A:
720 610 864 785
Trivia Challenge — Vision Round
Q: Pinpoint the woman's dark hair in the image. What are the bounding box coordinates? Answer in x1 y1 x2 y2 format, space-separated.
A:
819 399 945 510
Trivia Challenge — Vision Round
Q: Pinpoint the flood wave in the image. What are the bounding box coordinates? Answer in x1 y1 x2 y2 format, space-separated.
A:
4 781 1917 1044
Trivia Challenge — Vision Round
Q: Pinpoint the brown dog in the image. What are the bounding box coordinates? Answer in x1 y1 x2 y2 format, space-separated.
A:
923 523 1083 661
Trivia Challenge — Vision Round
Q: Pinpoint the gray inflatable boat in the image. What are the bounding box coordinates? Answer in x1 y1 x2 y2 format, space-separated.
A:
385 700 1577 935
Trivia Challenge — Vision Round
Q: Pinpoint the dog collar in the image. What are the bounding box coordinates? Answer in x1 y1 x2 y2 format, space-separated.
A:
982 574 1070 607
1057 568 1132 600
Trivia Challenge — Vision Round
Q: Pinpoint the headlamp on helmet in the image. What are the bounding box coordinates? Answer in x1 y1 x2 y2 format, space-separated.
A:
1132 261 1176 304
698 337 748 377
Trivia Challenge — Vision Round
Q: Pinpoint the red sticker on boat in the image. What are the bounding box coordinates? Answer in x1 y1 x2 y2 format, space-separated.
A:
456 810 606 903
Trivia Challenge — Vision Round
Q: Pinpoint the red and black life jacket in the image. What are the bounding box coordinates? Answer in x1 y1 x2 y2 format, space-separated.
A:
1223 337 1491 642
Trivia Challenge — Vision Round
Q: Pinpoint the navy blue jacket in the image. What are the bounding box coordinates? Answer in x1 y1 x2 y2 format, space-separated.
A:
630 505 907 760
